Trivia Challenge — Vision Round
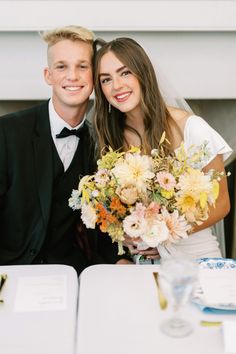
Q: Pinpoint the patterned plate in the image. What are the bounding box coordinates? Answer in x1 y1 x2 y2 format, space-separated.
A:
192 258 236 310
197 257 236 269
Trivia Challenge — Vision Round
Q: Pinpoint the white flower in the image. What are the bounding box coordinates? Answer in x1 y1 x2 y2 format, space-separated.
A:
160 208 190 243
81 203 97 229
92 190 99 197
112 153 155 192
151 148 159 157
188 141 212 169
68 189 81 210
178 169 212 196
116 184 139 205
141 219 169 247
94 169 110 186
123 213 147 238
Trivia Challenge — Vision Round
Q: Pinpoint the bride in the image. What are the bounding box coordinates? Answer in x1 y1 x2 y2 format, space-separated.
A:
92 37 232 261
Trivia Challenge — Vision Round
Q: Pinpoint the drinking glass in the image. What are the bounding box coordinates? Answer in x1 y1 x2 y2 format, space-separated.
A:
158 257 198 337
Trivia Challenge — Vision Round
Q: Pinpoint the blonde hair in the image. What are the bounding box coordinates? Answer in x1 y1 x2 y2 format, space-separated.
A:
42 25 94 47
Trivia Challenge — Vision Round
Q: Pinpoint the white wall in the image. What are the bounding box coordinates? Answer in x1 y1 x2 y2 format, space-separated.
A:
1 1 236 31
0 1 236 100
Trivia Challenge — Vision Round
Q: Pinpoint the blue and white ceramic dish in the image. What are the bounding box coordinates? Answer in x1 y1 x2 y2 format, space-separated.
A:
192 258 236 311
196 257 236 270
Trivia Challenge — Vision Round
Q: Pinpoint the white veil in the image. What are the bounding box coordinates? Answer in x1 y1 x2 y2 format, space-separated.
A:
153 62 193 113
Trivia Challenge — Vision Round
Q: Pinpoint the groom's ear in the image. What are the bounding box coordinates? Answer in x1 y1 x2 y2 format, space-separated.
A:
44 67 52 86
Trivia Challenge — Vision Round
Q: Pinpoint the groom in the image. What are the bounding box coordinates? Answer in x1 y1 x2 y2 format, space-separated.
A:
0 25 129 273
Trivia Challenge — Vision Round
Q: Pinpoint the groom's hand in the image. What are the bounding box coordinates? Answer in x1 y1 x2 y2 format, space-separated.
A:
138 248 160 260
123 234 160 260
123 234 140 254
116 259 134 265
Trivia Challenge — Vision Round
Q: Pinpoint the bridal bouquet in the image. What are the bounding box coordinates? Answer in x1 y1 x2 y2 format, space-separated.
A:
69 133 224 255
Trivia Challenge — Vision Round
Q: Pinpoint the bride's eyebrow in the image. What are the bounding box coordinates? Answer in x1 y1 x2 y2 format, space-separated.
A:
99 73 109 78
116 66 127 73
99 66 127 77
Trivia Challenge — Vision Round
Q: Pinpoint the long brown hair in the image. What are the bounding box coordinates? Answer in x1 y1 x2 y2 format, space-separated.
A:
93 37 178 156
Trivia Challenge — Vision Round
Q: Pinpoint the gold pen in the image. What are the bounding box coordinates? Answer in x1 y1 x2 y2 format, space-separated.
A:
153 272 168 310
0 274 8 304
200 320 222 327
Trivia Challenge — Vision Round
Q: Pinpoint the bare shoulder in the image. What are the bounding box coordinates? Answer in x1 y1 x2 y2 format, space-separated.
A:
166 107 193 148
167 106 192 131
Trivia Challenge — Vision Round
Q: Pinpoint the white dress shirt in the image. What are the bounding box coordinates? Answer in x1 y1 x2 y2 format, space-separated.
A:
48 99 86 171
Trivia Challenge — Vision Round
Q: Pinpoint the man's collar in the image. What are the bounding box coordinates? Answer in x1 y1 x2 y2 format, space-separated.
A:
48 99 87 137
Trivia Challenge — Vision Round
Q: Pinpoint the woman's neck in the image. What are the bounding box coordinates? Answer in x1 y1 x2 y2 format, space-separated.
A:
125 112 145 135
124 113 145 148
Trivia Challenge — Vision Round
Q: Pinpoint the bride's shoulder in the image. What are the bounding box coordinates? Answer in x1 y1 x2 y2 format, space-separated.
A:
167 106 192 131
167 106 191 122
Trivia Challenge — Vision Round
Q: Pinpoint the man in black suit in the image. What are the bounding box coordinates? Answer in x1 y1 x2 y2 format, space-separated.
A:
0 25 129 274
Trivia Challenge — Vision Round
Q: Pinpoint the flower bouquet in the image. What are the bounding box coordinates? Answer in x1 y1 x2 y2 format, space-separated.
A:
69 133 225 255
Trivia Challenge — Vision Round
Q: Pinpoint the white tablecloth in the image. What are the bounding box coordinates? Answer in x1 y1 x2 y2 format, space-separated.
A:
0 264 78 354
76 264 236 354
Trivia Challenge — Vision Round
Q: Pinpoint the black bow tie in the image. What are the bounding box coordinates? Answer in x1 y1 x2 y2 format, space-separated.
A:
56 125 85 139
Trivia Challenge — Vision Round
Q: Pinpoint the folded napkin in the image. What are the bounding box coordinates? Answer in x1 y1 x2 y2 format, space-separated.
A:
192 267 236 314
193 303 236 314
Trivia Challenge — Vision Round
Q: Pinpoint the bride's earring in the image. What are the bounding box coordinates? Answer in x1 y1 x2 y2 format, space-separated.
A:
108 103 111 113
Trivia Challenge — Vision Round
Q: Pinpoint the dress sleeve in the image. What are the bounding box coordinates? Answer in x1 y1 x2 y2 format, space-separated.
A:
184 115 232 166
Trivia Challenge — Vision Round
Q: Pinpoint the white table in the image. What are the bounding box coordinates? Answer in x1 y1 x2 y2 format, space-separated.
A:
0 264 78 354
77 265 236 354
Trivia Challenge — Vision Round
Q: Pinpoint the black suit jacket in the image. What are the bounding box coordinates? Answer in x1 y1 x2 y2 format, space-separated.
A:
0 101 121 270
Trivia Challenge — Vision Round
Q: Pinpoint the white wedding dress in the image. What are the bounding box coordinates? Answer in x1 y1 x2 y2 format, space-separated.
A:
157 115 232 260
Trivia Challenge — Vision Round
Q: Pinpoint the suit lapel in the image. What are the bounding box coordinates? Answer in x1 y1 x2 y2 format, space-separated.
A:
79 123 95 176
32 102 53 226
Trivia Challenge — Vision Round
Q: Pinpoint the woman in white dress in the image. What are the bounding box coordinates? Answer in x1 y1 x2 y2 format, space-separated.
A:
93 37 232 261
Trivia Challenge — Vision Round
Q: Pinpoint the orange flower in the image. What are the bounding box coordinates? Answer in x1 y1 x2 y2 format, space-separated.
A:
107 213 118 224
97 204 119 232
97 202 108 219
110 197 126 216
99 220 108 232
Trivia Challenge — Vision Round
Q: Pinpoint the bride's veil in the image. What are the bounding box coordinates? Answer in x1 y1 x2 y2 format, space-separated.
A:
151 59 193 113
